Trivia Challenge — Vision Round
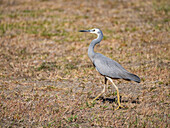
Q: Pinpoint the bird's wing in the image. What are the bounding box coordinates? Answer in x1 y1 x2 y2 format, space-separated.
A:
93 53 130 79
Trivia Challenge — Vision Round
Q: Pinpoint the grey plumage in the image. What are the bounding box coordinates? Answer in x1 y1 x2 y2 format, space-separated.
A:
93 53 140 83
80 28 140 83
79 28 140 110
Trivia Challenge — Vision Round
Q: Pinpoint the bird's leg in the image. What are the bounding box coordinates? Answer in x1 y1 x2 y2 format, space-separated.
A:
106 77 124 110
92 83 106 102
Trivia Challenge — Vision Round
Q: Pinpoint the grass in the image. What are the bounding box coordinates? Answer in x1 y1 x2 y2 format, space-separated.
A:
0 0 169 127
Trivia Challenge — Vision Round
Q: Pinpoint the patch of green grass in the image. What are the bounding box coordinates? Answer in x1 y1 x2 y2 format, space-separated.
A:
134 116 138 127
149 86 156 91
124 27 138 32
163 18 170 23
153 0 170 14
114 91 117 96
103 35 109 40
64 63 77 70
67 115 78 123
158 81 163 85
105 29 115 34
37 62 57 71
0 24 6 35
0 14 69 38
47 121 55 127
102 105 108 109
80 106 85 110
6 9 46 19
86 101 90 107
75 15 89 20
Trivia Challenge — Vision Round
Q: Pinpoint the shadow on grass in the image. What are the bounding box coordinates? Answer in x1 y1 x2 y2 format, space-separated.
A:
90 96 140 104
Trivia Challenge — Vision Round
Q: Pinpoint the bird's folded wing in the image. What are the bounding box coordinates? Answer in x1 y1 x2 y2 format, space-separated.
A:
93 54 130 79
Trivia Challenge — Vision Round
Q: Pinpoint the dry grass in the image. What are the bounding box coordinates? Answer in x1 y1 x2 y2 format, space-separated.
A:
0 0 169 127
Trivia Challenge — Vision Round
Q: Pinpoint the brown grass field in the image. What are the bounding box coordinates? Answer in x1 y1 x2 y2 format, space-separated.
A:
0 0 169 127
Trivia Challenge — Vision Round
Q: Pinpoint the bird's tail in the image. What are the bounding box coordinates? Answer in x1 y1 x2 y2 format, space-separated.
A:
126 73 141 83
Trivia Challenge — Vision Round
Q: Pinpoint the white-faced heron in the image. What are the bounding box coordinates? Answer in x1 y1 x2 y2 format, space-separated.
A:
79 28 140 110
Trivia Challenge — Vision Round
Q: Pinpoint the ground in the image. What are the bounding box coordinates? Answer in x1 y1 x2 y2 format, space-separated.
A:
0 0 169 127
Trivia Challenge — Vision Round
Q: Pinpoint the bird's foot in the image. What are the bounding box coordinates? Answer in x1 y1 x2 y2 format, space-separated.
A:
114 104 126 111
90 100 96 105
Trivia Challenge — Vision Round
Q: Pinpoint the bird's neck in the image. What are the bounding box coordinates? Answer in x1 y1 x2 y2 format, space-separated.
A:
88 34 103 61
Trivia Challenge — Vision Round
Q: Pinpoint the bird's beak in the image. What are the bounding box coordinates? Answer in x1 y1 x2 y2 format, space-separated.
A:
79 30 90 32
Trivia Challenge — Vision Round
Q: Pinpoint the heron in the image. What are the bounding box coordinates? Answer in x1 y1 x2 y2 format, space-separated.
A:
79 28 140 110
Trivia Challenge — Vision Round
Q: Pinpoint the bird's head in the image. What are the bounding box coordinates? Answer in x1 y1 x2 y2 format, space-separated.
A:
79 28 103 36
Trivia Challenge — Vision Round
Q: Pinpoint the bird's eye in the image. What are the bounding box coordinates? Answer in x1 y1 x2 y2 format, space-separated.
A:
93 29 95 32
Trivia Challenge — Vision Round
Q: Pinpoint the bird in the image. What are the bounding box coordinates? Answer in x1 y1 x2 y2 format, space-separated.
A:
79 28 140 110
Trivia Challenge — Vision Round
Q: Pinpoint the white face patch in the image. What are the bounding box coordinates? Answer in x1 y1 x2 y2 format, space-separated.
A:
90 28 101 35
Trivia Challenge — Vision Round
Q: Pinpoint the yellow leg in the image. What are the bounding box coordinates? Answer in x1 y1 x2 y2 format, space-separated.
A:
106 77 124 110
92 84 106 102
